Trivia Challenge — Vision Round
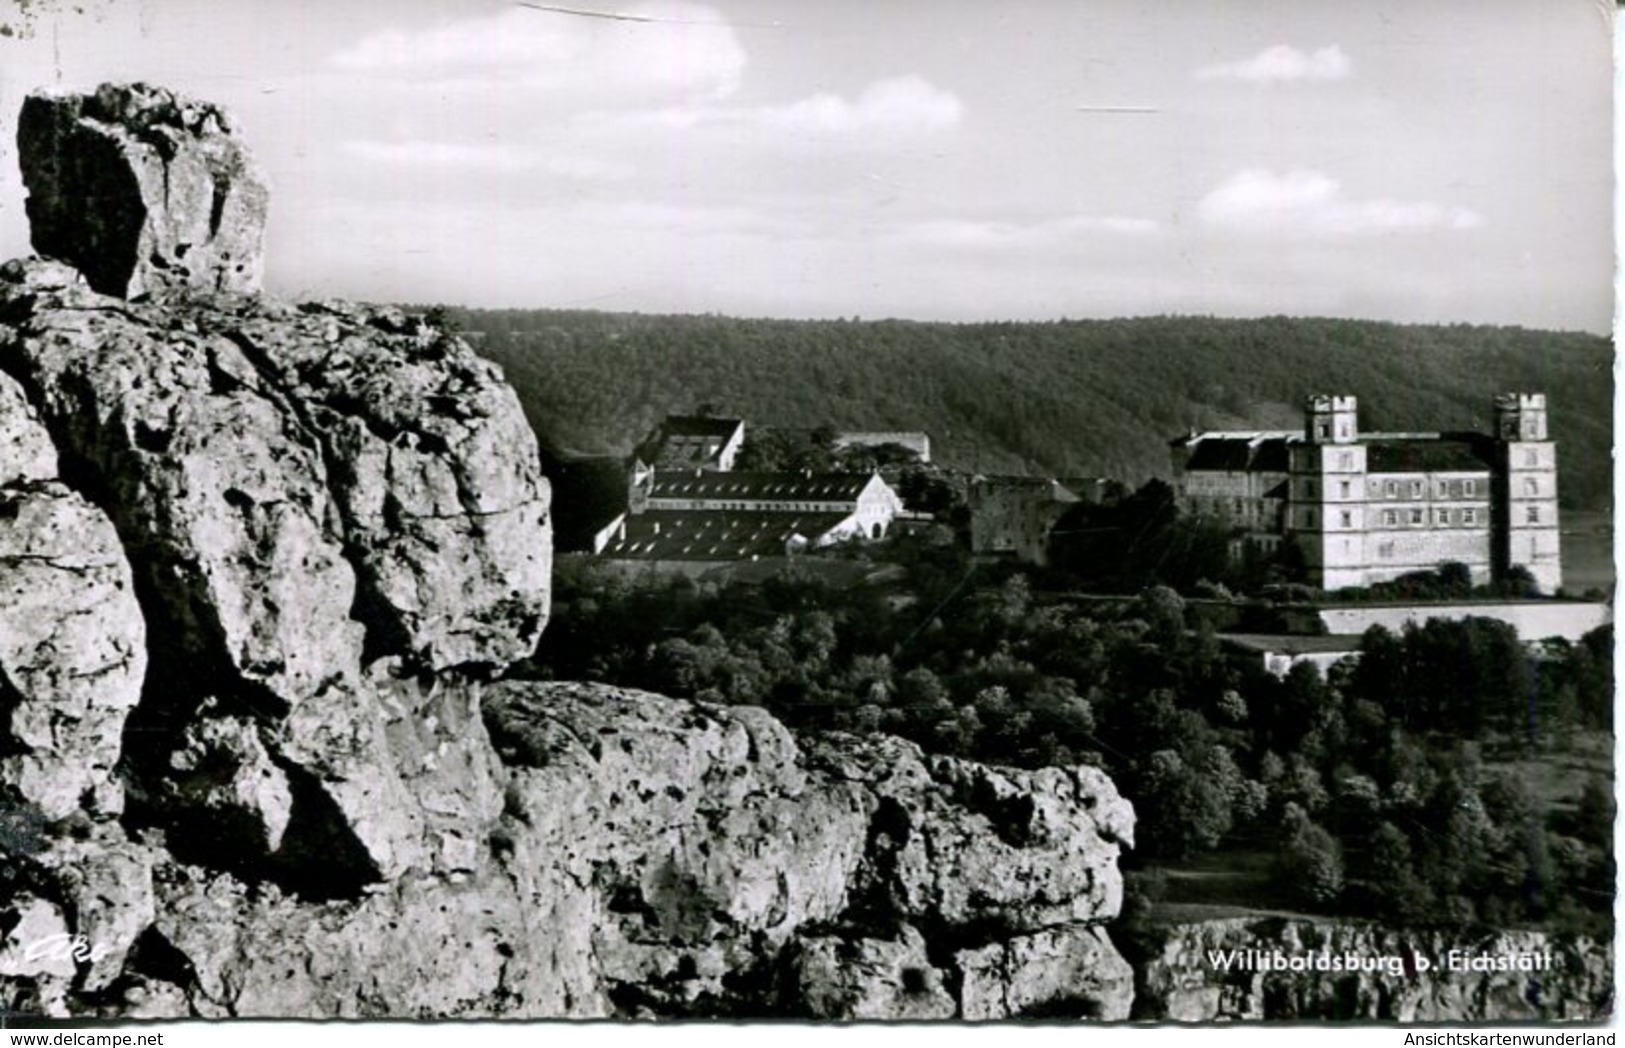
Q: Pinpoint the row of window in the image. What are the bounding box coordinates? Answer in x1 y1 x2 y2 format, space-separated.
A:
1374 507 1481 528
1304 506 1543 528
1310 447 1545 470
1304 478 1487 500
650 500 849 512
1212 499 1271 519
1305 473 1551 500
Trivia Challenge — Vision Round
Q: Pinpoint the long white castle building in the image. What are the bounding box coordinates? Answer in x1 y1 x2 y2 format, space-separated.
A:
1170 393 1561 593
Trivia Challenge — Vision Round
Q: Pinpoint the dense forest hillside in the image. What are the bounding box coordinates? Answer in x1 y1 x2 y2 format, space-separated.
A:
450 310 1614 510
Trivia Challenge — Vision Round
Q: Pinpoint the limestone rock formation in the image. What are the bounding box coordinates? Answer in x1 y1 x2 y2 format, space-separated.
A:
957 925 1135 1020
18 83 268 299
96 683 1133 1019
0 81 1147 1022
488 682 1134 1018
788 926 957 1020
0 370 145 822
0 254 550 891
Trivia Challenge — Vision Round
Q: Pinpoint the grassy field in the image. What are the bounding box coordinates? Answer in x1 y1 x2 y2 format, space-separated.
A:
1139 731 1613 927
1561 508 1614 597
1138 849 1320 924
1482 729 1614 818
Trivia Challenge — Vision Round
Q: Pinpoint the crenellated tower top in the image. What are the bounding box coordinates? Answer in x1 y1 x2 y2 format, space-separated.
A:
1494 392 1548 442
1303 394 1359 445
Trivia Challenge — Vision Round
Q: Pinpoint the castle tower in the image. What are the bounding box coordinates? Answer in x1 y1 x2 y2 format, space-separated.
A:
1288 395 1369 590
1304 394 1359 445
1492 393 1561 592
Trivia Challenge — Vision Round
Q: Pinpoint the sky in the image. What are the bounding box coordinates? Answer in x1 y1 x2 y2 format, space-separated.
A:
0 0 1612 332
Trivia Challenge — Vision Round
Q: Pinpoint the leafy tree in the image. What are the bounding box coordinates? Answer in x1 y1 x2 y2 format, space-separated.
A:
1268 661 1332 754
1367 821 1430 923
1135 585 1187 648
1350 624 1404 717
1136 748 1235 859
469 310 1613 510
734 426 838 473
837 441 925 472
1213 689 1249 727
1569 625 1614 730
1574 777 1615 851
895 466 963 519
1274 802 1343 907
1436 561 1474 597
734 427 804 471
1329 771 1383 838
1495 564 1541 598
1276 753 1330 816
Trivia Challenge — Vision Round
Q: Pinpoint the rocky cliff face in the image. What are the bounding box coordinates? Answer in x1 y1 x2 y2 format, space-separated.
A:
19 84 268 300
1124 918 1612 1022
0 82 1137 1021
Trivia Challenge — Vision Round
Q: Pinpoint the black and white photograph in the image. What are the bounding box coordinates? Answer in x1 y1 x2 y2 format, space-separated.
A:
0 0 1614 1032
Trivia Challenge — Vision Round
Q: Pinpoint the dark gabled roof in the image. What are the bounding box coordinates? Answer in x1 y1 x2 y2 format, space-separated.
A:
644 416 747 468
1251 441 1292 472
601 510 848 561
1184 440 1251 471
1366 437 1494 474
650 471 877 503
1183 435 1294 473
654 443 723 468
1179 429 1497 476
660 415 744 438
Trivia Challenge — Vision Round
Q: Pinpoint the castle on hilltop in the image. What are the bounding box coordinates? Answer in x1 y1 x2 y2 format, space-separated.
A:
1171 393 1561 593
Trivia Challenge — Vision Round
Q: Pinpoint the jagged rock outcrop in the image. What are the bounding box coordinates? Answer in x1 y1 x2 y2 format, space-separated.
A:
957 925 1134 1020
0 370 145 822
106 683 1134 1019
787 926 958 1020
18 83 268 299
0 252 549 893
486 682 1134 1018
0 81 1140 1022
1124 917 1613 1022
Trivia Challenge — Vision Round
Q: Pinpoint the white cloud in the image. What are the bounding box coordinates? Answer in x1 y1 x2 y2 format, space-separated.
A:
340 139 632 180
573 199 797 237
1197 169 1483 235
765 76 962 133
341 140 528 174
1201 168 1339 217
1196 45 1351 83
330 2 745 102
896 214 1158 249
609 75 963 136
